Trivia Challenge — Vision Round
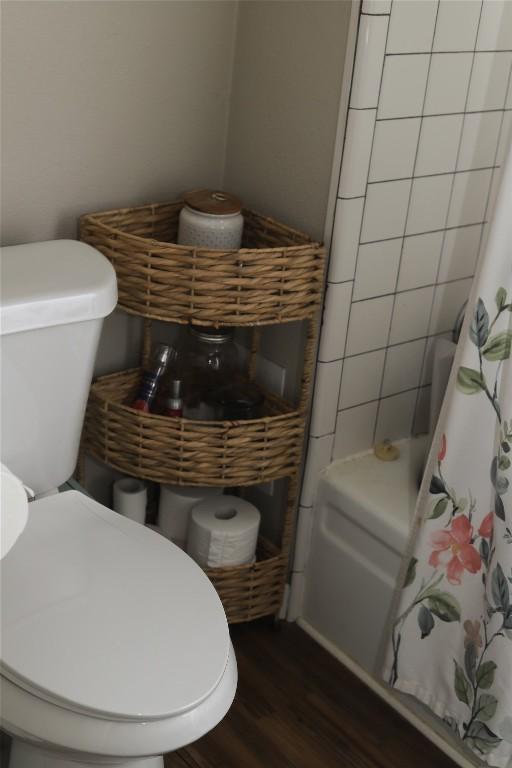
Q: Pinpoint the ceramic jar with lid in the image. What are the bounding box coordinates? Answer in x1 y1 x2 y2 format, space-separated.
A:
177 189 244 250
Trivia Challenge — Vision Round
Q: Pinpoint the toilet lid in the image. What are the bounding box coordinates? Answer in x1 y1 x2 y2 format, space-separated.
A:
0 491 230 722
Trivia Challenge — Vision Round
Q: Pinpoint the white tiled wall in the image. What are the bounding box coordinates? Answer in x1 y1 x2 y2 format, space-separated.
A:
301 0 512 509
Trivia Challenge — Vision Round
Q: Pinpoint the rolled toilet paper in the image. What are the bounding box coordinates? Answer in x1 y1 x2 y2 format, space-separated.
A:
113 477 147 524
187 495 260 568
158 484 223 545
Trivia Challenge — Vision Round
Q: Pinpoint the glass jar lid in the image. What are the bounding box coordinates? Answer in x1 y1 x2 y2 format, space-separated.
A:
189 326 234 344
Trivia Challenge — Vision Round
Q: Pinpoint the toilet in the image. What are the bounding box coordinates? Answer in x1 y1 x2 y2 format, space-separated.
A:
0 240 237 768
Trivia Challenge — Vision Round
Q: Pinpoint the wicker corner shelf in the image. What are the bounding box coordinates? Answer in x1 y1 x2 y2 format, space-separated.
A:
79 201 325 327
79 199 325 624
83 368 305 487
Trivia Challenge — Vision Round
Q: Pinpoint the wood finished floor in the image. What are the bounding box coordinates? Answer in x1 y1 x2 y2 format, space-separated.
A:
166 621 457 768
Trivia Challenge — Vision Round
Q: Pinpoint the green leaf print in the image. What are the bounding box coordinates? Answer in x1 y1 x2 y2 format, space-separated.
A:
482 331 512 361
477 694 498 722
496 287 508 311
466 721 501 755
457 366 486 395
476 661 497 690
454 660 472 705
428 497 449 520
426 591 461 622
470 298 490 348
491 563 510 612
418 605 435 639
403 557 418 588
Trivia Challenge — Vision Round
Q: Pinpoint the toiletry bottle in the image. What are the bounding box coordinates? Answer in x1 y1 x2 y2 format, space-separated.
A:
132 344 173 412
164 380 183 418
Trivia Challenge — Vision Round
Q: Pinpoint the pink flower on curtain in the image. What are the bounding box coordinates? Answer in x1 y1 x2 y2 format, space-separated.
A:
478 511 494 539
428 515 482 585
463 619 483 649
438 433 447 461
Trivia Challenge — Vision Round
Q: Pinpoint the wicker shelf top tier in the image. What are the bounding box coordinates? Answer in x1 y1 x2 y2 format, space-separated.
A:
80 200 326 327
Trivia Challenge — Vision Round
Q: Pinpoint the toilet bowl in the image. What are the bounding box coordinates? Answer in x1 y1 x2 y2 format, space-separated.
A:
1 491 237 767
0 241 237 766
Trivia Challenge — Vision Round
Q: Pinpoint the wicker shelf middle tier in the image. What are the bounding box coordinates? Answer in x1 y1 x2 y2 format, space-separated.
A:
83 368 305 486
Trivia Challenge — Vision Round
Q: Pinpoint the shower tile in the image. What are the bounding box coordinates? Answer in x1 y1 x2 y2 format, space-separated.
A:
497 112 512 166
328 198 365 283
361 179 411 242
406 174 453 235
345 294 394 356
338 109 376 198
413 385 432 436
397 231 443 291
386 0 437 54
389 285 435 344
433 0 481 53
381 338 426 397
353 238 401 301
374 389 417 443
429 277 473 335
301 434 335 507
424 53 473 115
338 349 386 409
477 0 512 51
362 0 392 13
350 15 388 109
467 52 512 112
457 111 502 171
415 114 464 176
507 73 512 109
421 333 452 386
333 401 379 460
378 54 430 118
318 281 353 362
438 224 482 282
447 168 492 227
369 118 421 182
310 359 344 437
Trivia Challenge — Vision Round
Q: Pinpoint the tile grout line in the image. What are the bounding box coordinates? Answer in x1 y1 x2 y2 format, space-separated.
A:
473 55 512 268
331 2 392 454
371 0 441 446
412 0 486 425
300 0 365 492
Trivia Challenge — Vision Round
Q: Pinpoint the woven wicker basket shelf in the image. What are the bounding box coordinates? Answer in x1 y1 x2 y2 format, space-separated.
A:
83 368 305 487
205 538 286 624
79 201 325 327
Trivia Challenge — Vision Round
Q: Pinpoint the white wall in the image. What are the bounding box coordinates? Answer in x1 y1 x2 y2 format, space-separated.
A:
1 0 238 246
224 0 351 243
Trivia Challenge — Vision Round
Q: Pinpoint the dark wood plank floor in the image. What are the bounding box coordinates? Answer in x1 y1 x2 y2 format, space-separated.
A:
166 621 457 768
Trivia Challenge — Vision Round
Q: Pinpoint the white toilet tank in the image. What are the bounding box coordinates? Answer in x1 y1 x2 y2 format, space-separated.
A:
0 240 117 494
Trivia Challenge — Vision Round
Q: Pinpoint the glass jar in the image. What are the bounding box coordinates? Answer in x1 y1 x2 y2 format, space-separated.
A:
174 326 240 420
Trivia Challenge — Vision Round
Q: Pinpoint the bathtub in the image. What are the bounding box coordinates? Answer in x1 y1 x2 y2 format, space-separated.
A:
298 434 478 768
301 435 427 675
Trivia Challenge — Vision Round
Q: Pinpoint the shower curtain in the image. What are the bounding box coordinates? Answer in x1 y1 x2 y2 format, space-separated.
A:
386 145 512 768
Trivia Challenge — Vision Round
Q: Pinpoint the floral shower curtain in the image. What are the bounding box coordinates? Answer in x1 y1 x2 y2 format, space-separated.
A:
386 145 512 768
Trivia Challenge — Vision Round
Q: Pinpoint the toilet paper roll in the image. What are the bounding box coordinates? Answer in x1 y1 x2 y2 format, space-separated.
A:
113 477 147 524
187 495 260 568
158 484 223 544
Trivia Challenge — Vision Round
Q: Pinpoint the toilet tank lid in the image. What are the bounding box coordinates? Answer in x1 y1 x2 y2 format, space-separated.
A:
0 240 117 336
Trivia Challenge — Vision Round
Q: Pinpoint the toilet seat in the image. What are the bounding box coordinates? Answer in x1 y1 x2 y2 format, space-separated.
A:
1 491 231 724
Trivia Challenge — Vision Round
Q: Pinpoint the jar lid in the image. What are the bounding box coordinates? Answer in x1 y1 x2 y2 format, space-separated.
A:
184 189 242 216
189 325 234 344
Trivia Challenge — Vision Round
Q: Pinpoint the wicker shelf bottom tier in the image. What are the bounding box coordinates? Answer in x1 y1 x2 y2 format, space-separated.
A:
205 539 287 624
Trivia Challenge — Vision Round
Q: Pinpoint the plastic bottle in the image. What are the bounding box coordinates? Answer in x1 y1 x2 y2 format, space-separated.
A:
132 344 174 412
